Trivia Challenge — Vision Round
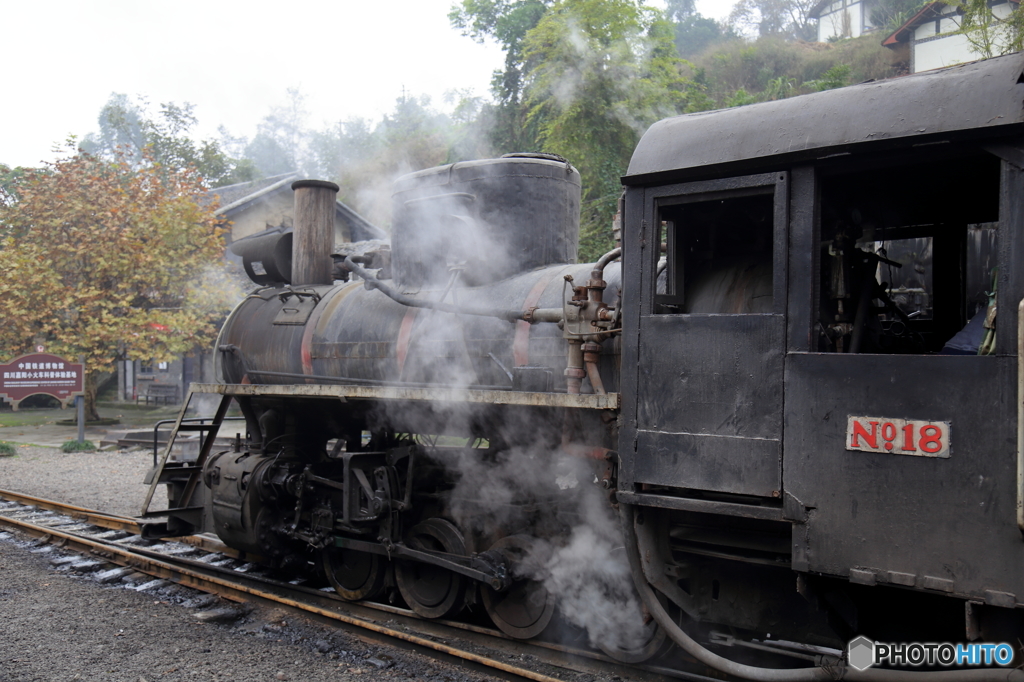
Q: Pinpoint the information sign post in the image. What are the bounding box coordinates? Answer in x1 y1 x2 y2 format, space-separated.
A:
0 353 86 417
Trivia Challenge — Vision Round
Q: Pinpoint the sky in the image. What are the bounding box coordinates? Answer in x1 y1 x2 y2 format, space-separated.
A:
1 0 736 169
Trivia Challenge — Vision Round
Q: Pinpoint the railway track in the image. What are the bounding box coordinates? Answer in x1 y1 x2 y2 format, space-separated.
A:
0 488 718 682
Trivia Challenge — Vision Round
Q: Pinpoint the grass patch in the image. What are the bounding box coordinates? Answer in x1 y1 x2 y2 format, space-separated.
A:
0 441 16 456
0 409 67 428
61 439 97 453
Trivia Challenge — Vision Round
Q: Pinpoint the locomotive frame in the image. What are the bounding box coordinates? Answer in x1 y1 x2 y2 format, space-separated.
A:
143 54 1024 679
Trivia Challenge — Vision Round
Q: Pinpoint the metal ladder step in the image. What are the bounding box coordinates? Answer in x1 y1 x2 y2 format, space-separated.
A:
140 389 232 519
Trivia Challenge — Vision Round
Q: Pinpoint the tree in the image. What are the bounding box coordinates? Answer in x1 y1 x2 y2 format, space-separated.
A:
523 0 691 260
727 0 817 40
244 88 310 177
870 0 927 33
450 0 552 151
663 0 733 58
673 13 733 57
0 148 230 419
947 0 1024 58
81 94 255 187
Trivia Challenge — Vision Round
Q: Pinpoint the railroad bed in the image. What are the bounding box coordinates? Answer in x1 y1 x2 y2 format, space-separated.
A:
0 483 712 682
0 514 480 682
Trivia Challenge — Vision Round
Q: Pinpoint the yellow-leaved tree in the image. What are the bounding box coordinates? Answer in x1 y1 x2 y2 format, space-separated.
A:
0 147 230 420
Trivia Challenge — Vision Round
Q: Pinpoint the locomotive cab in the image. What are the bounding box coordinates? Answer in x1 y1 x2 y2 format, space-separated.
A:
620 53 1024 651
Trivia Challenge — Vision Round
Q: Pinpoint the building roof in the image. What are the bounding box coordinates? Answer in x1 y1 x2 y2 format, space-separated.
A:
207 172 299 211
624 51 1024 184
882 0 1020 46
882 2 947 45
808 0 834 20
205 172 388 242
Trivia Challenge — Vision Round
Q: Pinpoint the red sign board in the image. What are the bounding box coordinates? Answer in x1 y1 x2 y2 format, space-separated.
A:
846 415 951 458
0 353 84 409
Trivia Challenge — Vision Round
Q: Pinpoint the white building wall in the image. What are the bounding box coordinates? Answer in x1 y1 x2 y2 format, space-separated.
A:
938 16 960 33
994 2 1015 19
818 6 847 41
915 21 935 41
915 32 986 71
911 5 1015 73
849 1 864 37
816 0 871 41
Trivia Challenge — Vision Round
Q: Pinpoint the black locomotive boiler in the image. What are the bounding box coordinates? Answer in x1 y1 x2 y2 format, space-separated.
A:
143 54 1024 679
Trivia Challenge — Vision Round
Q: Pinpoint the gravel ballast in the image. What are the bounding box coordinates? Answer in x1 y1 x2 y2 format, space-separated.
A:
0 445 153 517
0 446 510 682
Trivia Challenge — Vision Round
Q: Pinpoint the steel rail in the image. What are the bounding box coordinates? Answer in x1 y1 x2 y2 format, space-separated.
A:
0 491 710 681
0 488 247 560
0 488 141 533
0 511 565 682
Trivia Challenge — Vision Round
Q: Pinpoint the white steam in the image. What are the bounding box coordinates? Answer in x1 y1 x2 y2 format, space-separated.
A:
374 153 645 651
446 445 650 651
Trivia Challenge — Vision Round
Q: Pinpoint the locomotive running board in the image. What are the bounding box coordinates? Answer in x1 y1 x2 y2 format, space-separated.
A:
187 382 620 411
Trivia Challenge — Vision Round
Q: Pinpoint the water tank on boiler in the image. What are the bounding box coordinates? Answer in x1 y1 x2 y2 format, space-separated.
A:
390 153 581 289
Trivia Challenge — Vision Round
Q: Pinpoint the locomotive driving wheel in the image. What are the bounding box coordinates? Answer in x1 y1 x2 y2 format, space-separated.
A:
480 535 555 640
597 589 672 663
395 518 468 619
322 546 386 601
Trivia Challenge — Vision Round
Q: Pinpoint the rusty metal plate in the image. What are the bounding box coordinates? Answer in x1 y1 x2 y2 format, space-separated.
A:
189 382 619 410
273 296 318 325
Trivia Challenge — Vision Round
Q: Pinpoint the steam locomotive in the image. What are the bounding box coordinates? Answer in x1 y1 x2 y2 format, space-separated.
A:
143 53 1024 679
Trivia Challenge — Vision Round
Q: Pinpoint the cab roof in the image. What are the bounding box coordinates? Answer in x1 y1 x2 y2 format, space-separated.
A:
624 53 1024 185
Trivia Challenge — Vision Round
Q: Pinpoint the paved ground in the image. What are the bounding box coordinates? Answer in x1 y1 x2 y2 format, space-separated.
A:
0 402 188 448
0 421 117 448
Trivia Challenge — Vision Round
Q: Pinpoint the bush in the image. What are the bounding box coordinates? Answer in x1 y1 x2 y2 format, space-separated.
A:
0 441 16 456
690 34 898 107
60 439 96 453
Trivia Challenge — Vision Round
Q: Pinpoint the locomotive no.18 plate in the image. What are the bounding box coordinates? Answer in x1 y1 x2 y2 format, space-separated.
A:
846 416 951 458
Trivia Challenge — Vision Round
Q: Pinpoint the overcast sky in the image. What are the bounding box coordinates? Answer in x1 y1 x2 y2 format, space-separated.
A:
1 0 735 169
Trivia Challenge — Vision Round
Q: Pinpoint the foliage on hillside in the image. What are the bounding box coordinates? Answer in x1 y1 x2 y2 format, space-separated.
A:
521 0 692 259
688 33 900 109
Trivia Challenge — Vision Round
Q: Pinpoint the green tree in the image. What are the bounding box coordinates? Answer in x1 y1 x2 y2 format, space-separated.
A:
727 0 817 40
450 0 552 152
803 63 851 91
664 0 734 59
947 0 1024 58
523 0 690 260
0 164 31 208
244 88 311 177
870 0 927 33
673 13 733 57
0 148 230 419
81 94 255 187
310 94 463 230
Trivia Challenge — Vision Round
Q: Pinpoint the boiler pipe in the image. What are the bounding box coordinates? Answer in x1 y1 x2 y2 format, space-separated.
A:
343 256 551 323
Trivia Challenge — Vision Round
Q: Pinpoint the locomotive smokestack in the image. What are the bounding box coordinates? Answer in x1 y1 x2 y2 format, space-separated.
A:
291 179 339 286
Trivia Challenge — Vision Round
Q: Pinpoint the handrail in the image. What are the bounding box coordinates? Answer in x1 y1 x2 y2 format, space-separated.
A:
152 417 245 466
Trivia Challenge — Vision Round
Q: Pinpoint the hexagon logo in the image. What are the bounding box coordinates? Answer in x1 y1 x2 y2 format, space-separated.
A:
848 636 875 671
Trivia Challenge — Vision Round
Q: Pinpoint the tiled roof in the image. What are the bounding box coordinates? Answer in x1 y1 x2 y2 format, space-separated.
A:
204 171 387 242
883 0 1020 46
207 172 300 216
